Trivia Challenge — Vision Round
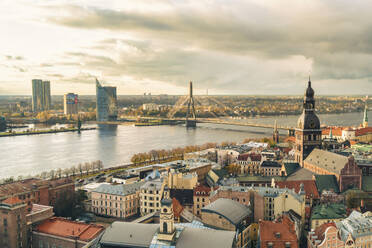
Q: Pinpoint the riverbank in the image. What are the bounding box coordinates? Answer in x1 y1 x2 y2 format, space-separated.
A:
0 127 96 137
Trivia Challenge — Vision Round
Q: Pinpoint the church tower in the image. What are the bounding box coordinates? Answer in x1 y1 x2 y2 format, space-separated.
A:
273 120 279 143
157 196 176 242
363 100 368 128
294 77 322 166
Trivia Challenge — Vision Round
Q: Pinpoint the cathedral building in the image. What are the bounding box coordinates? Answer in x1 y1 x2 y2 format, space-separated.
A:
294 78 322 166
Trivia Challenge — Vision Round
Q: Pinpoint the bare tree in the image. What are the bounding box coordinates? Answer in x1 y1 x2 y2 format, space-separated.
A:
97 160 104 171
78 163 83 176
70 166 76 176
57 168 62 178
49 170 55 179
41 171 48 179
63 168 70 178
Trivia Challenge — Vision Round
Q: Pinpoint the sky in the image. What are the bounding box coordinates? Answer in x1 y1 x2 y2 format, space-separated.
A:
1 0 372 96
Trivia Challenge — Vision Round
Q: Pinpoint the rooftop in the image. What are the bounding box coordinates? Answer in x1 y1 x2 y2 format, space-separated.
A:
311 203 347 220
100 221 236 248
259 215 298 248
276 180 320 199
336 211 372 242
304 149 348 174
314 175 340 194
93 181 145 196
35 217 104 242
202 198 251 225
261 160 282 168
141 180 163 191
282 162 300 176
286 167 315 181
2 196 24 206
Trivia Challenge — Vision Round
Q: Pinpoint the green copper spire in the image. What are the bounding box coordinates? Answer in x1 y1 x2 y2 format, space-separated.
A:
329 127 333 139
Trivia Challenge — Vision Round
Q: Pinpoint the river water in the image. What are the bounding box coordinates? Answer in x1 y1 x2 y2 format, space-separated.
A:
0 111 369 179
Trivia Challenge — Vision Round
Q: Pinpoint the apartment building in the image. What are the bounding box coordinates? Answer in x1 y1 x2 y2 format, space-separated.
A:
140 180 167 216
91 181 144 219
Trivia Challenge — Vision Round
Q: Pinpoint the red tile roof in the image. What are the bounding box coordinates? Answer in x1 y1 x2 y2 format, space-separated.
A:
237 153 261 162
35 217 104 242
276 180 320 199
322 127 343 136
2 196 24 206
259 215 298 248
193 185 212 196
355 127 372 136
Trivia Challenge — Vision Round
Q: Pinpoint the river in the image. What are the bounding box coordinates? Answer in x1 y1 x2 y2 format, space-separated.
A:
0 111 369 179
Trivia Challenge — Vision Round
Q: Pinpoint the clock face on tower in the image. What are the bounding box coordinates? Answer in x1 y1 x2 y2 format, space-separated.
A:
309 120 316 129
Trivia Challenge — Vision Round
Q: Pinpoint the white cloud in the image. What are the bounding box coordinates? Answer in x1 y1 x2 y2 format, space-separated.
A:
0 0 371 95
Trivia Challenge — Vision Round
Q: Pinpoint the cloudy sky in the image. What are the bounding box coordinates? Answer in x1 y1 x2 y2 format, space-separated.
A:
1 0 372 95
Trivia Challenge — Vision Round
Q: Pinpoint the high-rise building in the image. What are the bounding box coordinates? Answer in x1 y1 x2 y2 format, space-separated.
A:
96 79 117 122
294 77 322 166
32 79 51 112
42 80 51 110
63 93 79 115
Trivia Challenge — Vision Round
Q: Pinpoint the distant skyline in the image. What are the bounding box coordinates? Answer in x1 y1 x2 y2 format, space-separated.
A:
1 0 372 96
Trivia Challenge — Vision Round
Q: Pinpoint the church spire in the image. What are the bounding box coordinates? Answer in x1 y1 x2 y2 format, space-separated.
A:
363 99 368 128
329 127 333 139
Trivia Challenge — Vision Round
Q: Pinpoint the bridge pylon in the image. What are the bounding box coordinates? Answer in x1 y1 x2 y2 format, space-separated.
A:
186 81 196 128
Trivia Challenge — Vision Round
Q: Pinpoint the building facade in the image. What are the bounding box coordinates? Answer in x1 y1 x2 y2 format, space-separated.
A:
140 180 166 216
193 185 212 217
63 93 79 115
32 79 51 112
0 178 74 213
294 78 322 166
96 79 117 122
91 182 144 219
0 197 27 248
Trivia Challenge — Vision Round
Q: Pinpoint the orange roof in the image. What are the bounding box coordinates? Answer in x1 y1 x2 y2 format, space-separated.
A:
322 127 343 136
35 217 104 242
172 198 184 218
259 215 298 248
276 180 320 199
2 196 23 205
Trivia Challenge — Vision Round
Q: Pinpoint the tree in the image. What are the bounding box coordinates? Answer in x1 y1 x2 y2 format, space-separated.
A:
78 163 83 176
63 168 70 178
49 170 55 179
54 190 88 220
70 166 76 176
97 160 104 171
57 168 62 178
41 171 48 179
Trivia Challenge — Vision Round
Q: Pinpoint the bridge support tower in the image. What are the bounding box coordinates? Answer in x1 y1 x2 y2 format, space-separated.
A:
185 81 197 128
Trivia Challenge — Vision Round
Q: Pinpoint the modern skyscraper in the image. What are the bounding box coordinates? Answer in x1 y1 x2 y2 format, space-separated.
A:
32 79 51 112
63 93 79 115
96 79 117 122
294 77 322 166
42 80 51 110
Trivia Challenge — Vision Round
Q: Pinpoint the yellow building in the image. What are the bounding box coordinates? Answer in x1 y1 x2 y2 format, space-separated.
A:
91 181 144 219
166 170 198 190
140 180 168 216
